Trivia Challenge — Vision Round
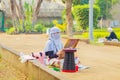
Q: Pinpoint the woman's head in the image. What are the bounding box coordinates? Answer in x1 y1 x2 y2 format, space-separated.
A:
50 27 61 40
107 27 113 32
44 27 63 54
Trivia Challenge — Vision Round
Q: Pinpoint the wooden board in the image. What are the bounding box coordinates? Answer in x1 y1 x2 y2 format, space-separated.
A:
64 39 79 48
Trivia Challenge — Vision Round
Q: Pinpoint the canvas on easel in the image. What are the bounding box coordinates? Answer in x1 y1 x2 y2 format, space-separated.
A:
58 39 79 59
64 39 79 48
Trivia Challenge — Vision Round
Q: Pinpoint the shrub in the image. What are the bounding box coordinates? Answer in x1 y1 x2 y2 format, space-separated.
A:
44 22 54 28
34 23 46 33
4 19 13 28
72 5 100 30
6 27 16 34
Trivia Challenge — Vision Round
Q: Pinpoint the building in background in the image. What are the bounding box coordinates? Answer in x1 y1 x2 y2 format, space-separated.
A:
0 0 65 22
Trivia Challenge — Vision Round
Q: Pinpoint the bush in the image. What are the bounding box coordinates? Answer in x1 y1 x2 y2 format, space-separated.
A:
72 5 100 30
34 23 46 33
6 27 16 34
4 19 13 28
44 22 54 28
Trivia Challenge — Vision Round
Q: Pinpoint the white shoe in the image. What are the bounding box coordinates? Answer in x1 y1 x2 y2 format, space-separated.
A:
78 64 90 70
79 66 89 70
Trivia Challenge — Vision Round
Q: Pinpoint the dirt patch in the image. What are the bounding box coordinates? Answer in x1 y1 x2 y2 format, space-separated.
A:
0 33 120 80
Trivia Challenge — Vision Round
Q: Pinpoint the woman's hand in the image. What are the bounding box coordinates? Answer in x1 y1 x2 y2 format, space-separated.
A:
57 50 65 59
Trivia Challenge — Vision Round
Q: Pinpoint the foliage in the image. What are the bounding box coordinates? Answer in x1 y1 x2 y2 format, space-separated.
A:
61 0 89 6
25 25 33 33
23 1 33 33
52 20 66 32
95 0 113 19
73 0 89 6
13 1 33 33
4 19 13 28
53 20 58 25
61 0 65 4
112 0 120 4
72 5 100 30
34 23 46 33
8 0 45 34
18 1 49 33
61 9 66 23
17 20 24 33
6 1 34 34
43 22 54 28
6 27 16 34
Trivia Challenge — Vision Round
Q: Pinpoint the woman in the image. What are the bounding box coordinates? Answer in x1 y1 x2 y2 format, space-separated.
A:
44 27 63 59
105 27 119 41
44 27 89 70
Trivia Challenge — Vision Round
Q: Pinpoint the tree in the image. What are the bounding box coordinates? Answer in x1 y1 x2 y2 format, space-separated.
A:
18 0 25 32
9 0 43 33
73 5 100 30
95 0 112 19
9 0 19 32
32 0 43 27
66 0 73 37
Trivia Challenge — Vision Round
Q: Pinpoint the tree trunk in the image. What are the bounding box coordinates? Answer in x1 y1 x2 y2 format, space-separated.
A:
18 0 25 32
32 0 43 27
9 0 19 33
10 0 26 33
66 0 73 37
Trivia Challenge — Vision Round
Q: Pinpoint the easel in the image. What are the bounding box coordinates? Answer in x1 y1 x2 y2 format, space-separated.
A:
62 39 79 72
